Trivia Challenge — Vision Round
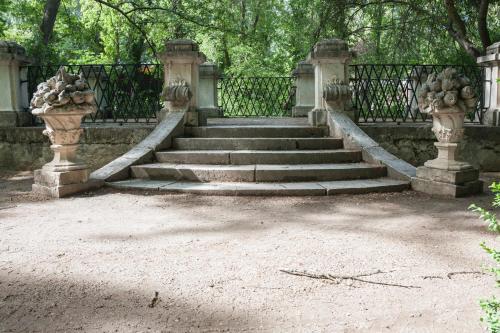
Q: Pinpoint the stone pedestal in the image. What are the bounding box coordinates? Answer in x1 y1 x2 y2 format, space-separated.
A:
0 41 31 127
198 62 222 125
307 39 353 126
424 142 471 171
411 68 482 197
158 39 206 126
292 62 314 117
477 42 500 126
33 169 102 198
31 68 101 198
412 166 482 198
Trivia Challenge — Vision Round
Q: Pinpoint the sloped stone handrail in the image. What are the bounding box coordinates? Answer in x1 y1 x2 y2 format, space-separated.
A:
328 110 416 181
90 111 186 182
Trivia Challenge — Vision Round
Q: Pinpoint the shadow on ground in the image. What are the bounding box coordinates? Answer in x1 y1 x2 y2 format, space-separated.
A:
0 270 264 332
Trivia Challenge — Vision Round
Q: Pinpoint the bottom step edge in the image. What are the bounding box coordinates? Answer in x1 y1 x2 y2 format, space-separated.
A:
106 179 410 196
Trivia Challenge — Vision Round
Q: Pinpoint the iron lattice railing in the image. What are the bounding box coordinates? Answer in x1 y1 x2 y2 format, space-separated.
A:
350 64 489 123
218 76 296 117
22 64 163 123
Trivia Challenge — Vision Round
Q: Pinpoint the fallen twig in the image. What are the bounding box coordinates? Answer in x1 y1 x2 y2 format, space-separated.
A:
280 269 420 289
447 271 486 279
422 275 444 280
148 291 159 308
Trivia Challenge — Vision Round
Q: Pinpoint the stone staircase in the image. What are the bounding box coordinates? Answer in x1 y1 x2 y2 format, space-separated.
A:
108 118 410 195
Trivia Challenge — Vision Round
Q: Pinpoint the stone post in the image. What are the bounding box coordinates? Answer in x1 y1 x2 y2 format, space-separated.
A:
408 66 429 119
291 61 314 117
198 62 222 125
306 39 353 126
158 39 206 126
0 41 31 127
477 42 500 126
81 65 108 115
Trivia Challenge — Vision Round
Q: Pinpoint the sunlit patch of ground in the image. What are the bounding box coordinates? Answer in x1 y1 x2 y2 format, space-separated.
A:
0 170 499 332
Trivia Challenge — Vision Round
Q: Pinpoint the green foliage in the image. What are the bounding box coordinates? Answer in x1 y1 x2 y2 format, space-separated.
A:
470 183 500 332
480 297 500 333
2 1 500 73
0 0 9 37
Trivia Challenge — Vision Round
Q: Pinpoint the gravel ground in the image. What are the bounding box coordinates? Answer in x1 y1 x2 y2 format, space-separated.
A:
0 171 499 333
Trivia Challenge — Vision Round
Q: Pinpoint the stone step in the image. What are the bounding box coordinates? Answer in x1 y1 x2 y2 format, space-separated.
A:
185 126 328 138
172 138 343 150
107 178 409 196
155 149 362 165
130 163 386 182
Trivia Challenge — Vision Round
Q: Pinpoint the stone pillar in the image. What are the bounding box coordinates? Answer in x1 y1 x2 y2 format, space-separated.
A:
408 66 429 119
291 61 314 117
306 39 353 126
82 65 108 115
477 42 500 126
158 39 206 126
0 41 31 127
198 62 222 125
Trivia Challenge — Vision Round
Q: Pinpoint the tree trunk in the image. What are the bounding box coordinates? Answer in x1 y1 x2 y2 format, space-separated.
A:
477 0 491 51
40 0 61 45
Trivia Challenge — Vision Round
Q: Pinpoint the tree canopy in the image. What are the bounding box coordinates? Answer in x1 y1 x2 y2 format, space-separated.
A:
2 0 499 75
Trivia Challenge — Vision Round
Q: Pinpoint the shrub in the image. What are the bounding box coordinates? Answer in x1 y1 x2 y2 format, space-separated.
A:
470 182 500 332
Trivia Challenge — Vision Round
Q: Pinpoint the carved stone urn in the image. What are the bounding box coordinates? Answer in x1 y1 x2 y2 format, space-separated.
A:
417 67 476 171
30 67 101 197
411 67 482 197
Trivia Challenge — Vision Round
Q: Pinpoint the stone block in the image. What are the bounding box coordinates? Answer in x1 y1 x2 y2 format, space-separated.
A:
292 106 313 117
34 168 89 187
32 178 103 198
411 177 483 198
416 166 479 184
308 109 328 126
32 168 103 198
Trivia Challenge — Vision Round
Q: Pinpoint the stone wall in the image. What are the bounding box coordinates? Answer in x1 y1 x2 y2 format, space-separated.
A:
361 124 500 171
0 125 153 171
1 123 498 172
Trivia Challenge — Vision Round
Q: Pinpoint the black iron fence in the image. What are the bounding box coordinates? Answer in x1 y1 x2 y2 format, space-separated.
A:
218 76 296 117
350 64 489 123
22 64 163 123
21 63 490 123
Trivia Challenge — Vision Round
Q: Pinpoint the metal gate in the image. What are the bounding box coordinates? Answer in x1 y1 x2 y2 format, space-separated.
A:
350 64 488 123
218 76 296 117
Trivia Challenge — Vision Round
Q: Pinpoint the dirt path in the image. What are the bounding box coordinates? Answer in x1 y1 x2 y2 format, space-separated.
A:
0 171 499 332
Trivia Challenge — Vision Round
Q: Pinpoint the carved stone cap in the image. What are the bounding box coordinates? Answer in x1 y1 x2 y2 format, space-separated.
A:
161 39 206 63
292 61 314 76
486 42 500 55
166 39 199 52
308 39 352 61
0 40 30 63
199 62 219 78
477 42 500 63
